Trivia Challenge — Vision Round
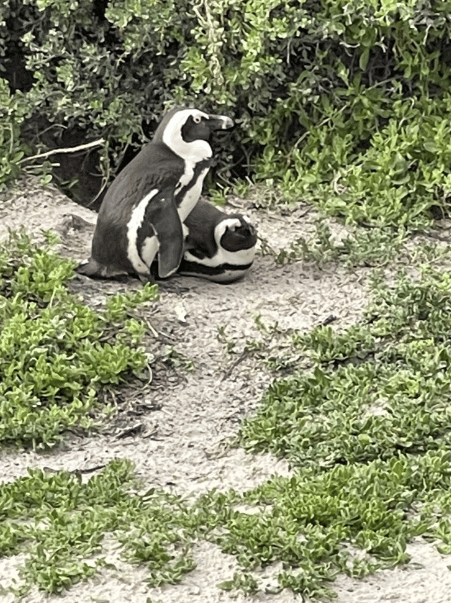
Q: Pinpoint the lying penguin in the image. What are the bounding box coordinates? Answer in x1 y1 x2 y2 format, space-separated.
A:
174 198 257 283
76 107 234 280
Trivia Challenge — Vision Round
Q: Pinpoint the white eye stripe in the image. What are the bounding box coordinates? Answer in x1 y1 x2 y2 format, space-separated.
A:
162 109 212 161
220 218 242 234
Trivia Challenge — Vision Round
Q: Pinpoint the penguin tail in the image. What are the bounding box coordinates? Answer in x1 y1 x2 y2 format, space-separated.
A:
75 257 129 279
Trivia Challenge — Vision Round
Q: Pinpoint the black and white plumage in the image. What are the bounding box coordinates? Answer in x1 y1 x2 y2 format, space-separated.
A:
176 199 258 283
76 107 234 280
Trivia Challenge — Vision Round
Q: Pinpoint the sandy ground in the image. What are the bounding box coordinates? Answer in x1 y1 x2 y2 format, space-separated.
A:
1 177 451 603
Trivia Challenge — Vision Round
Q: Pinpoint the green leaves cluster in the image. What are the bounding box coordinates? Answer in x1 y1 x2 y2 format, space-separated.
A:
0 79 29 186
3 446 451 599
222 265 451 594
261 220 411 268
272 93 451 228
0 231 157 448
215 450 451 595
241 267 451 466
2 0 451 225
0 0 194 191
0 460 197 595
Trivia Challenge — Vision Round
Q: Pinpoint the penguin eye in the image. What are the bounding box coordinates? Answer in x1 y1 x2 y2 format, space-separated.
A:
192 115 202 124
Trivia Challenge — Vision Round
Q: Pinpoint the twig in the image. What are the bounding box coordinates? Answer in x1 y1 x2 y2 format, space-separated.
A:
75 464 107 474
19 138 105 164
321 315 337 326
42 464 107 474
220 350 249 382
116 423 145 439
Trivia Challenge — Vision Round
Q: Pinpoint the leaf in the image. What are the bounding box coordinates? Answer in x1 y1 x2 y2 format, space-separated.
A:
360 48 370 71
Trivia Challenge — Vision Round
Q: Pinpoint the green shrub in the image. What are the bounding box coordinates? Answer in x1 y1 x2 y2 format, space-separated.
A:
0 230 158 449
2 0 451 225
240 267 451 466
0 80 29 185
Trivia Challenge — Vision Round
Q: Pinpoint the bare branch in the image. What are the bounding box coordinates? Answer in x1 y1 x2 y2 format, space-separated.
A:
19 138 105 164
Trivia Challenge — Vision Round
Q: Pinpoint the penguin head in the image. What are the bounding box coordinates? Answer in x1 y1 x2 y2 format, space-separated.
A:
181 111 234 143
178 204 257 282
154 107 234 163
216 216 258 253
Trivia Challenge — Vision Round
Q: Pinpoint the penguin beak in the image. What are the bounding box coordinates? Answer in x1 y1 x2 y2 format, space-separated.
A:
206 114 234 130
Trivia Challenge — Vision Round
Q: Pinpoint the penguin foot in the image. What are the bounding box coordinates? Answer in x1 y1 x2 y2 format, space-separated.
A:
75 258 129 280
137 272 156 284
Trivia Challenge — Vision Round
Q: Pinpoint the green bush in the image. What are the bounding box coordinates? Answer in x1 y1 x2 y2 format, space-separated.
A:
240 267 451 466
0 230 158 449
2 0 451 225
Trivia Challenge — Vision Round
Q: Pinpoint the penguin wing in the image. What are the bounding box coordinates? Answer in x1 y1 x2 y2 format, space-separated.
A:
97 143 184 227
143 187 184 278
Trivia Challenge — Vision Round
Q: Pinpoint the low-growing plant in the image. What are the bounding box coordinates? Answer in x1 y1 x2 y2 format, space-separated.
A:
4 450 451 599
218 571 259 594
0 230 158 448
240 266 451 466
217 325 236 354
160 345 196 372
291 221 409 268
5 237 451 600
0 460 196 596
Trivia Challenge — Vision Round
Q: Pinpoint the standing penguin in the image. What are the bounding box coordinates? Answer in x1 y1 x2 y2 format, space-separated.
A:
76 107 234 279
176 199 258 283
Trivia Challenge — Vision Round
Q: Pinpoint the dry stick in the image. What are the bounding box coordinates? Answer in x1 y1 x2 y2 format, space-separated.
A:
220 350 250 382
19 138 105 164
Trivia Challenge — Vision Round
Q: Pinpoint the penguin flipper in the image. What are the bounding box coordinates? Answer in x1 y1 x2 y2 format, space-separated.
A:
147 188 184 278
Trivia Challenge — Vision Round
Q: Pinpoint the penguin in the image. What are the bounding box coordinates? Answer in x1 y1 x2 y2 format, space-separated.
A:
76 107 234 280
174 198 258 283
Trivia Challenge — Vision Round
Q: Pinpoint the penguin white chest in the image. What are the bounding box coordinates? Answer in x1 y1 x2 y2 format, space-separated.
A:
176 165 209 221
